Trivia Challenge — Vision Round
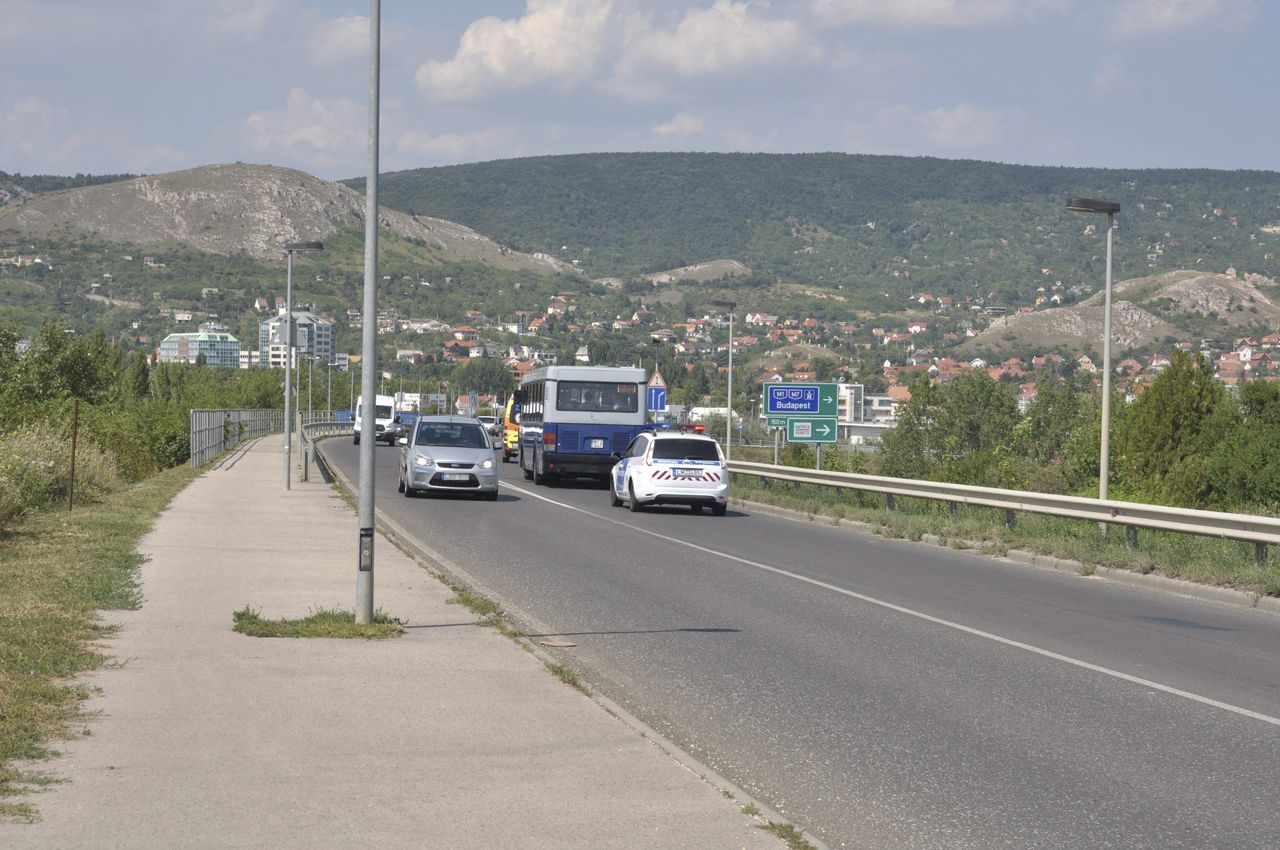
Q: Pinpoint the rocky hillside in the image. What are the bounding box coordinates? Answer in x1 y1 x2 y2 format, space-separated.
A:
965 270 1280 354
0 163 573 274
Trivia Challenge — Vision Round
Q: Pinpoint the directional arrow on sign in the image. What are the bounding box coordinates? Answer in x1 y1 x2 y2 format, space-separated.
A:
786 415 838 443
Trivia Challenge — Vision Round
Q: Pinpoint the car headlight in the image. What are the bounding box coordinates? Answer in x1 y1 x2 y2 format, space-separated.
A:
414 454 435 468
480 458 494 469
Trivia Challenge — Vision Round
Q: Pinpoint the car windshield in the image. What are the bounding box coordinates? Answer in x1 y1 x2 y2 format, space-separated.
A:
652 439 720 461
415 422 489 448
375 405 393 419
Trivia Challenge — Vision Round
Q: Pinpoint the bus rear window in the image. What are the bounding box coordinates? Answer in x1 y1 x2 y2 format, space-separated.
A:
651 439 720 461
556 381 638 413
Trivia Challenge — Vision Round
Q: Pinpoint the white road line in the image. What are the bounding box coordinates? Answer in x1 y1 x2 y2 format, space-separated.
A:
502 480 1280 728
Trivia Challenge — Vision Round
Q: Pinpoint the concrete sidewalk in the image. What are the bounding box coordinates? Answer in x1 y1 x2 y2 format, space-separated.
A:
3 438 782 849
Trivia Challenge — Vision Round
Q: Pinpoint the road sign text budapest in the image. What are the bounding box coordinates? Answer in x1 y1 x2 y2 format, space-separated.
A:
764 383 837 417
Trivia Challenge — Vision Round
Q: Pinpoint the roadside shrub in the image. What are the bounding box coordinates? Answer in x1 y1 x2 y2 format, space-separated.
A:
0 422 120 525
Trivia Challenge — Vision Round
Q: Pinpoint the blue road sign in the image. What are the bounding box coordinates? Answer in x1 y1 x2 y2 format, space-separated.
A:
647 386 668 411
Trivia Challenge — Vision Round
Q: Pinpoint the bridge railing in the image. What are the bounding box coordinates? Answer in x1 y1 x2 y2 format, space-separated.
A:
190 409 284 468
728 460 1280 566
300 419 353 481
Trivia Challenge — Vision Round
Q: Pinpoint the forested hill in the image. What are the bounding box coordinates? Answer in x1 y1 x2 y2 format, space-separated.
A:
348 152 1280 306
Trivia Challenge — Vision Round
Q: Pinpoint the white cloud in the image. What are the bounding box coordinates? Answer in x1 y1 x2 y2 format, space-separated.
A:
1105 0 1257 38
202 0 286 41
396 127 510 162
621 1 809 77
0 98 71 159
245 88 366 169
308 15 369 66
652 111 705 136
1090 58 1135 97
811 0 1067 28
415 0 616 102
0 97 185 174
919 103 1027 147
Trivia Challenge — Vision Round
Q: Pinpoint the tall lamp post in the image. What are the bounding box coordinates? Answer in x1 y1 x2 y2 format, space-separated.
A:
710 299 736 460
1066 197 1119 505
355 0 381 625
282 240 323 490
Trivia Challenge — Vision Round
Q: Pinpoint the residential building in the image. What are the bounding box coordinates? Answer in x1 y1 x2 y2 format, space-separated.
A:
158 331 240 368
258 306 336 369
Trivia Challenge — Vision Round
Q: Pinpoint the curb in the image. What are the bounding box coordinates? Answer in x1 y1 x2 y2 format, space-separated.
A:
735 497 1280 616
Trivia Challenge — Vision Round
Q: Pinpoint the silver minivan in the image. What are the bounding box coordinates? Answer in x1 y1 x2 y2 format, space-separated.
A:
397 416 499 500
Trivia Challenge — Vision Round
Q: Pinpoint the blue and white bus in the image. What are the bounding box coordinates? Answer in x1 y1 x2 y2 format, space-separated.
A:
516 365 648 484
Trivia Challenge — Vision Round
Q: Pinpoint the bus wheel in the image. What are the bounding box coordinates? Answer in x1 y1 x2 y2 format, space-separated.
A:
532 453 542 485
520 450 533 480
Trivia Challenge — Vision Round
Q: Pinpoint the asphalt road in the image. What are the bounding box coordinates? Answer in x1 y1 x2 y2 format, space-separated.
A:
322 438 1280 850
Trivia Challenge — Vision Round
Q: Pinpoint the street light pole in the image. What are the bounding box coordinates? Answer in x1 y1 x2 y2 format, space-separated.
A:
710 299 737 460
1067 197 1120 507
282 240 323 490
355 0 381 625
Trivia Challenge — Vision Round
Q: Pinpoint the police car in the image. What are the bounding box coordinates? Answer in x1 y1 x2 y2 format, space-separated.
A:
609 429 728 515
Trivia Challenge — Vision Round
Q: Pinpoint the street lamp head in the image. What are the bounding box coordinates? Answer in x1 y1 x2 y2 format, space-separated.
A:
283 241 325 253
1066 198 1120 215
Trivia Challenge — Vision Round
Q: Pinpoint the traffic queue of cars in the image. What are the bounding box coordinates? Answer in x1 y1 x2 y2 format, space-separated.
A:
391 404 730 515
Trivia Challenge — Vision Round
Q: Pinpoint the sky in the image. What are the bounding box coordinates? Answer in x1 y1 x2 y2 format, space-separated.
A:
2 0 1276 181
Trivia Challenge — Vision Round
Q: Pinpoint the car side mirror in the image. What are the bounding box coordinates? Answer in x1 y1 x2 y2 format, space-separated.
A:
610 451 623 460
397 437 408 446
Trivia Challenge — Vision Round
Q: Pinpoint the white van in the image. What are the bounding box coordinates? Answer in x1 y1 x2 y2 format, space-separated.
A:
354 394 399 445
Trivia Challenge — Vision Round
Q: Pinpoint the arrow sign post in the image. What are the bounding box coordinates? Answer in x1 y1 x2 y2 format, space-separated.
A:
786 416 838 444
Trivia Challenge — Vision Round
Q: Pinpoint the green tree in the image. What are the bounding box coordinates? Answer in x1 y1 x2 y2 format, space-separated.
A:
1112 350 1234 507
1208 380 1280 508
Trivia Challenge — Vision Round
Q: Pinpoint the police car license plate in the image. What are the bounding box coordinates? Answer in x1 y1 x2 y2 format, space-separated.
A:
441 473 469 481
590 438 605 448
673 468 699 478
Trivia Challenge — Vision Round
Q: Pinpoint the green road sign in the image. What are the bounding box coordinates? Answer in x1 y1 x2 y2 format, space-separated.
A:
786 416 838 443
764 382 839 417
766 415 791 428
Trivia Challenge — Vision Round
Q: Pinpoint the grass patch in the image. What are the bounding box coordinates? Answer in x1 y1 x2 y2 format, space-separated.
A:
0 461 200 821
543 660 590 695
732 476 1280 597
232 606 403 639
759 820 819 850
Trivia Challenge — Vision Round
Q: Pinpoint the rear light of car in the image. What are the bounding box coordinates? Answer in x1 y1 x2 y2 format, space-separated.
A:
543 431 557 447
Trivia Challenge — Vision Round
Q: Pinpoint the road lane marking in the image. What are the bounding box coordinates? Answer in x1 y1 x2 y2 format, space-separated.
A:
501 480 1280 728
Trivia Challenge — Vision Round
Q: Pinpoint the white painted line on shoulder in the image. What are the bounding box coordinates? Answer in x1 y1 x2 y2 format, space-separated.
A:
501 480 1280 729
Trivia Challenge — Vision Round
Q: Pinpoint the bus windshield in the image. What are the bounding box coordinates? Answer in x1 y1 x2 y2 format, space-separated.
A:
556 381 639 413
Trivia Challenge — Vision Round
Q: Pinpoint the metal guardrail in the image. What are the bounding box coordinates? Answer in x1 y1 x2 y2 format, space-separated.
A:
300 420 354 481
190 409 284 467
728 460 1280 565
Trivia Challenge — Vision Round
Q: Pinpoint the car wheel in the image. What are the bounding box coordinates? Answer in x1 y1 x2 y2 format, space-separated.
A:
628 480 642 512
353 433 360 445
484 491 498 502
712 502 727 516
609 482 622 507
397 472 405 493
